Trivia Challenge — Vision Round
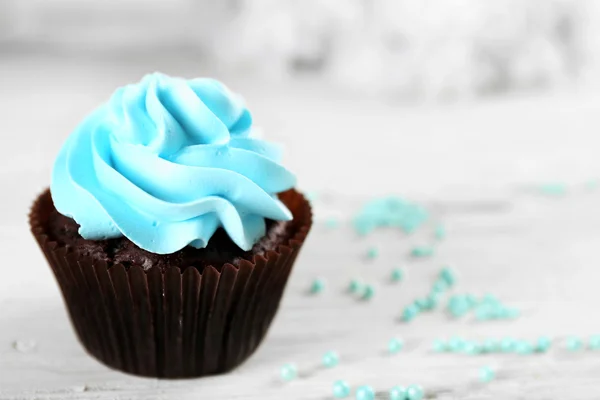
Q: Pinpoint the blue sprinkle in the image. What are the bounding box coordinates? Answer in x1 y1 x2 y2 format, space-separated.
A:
438 267 457 286
366 247 379 259
463 341 482 355
479 366 495 383
322 351 340 368
280 363 297 381
432 280 449 294
465 294 478 306
355 385 375 400
414 298 428 310
536 336 552 352
539 183 566 196
586 180 599 191
500 337 515 353
310 279 326 294
389 386 407 400
482 339 499 353
406 384 424 400
348 279 362 293
449 336 466 352
514 341 534 355
401 304 420 322
497 307 520 320
352 196 429 236
589 335 600 350
447 295 471 317
432 339 447 352
333 380 351 398
411 246 435 258
422 295 438 310
566 336 584 351
390 268 404 282
361 285 375 300
325 217 340 229
388 337 404 354
434 224 446 240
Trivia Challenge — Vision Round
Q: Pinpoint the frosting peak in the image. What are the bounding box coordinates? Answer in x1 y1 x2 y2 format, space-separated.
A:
51 73 296 254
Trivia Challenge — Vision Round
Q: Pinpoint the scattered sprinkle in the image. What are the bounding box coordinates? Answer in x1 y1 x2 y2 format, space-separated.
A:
566 336 584 351
438 267 457 287
12 339 37 353
361 285 376 300
355 385 375 400
389 385 408 400
390 268 404 282
482 339 499 353
414 298 428 311
423 294 439 310
514 340 534 355
410 246 435 258
388 337 404 354
432 339 447 352
449 336 466 352
348 279 362 294
432 280 449 294
366 247 379 259
500 337 516 353
538 183 567 196
406 384 424 400
463 341 482 355
446 295 473 318
353 197 429 236
333 380 351 398
322 351 340 368
310 279 326 294
326 217 340 229
401 304 420 322
586 180 599 191
479 366 495 383
589 335 600 350
280 363 297 381
536 336 552 353
434 224 446 240
447 293 519 321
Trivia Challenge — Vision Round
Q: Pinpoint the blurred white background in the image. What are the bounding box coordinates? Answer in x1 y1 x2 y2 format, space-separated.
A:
1 0 600 203
2 0 600 100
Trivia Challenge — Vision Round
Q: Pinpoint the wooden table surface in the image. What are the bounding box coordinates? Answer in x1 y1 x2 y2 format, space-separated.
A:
2 54 600 399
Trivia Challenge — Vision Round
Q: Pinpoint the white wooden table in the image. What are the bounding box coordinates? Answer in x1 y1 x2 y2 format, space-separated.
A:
2 54 600 399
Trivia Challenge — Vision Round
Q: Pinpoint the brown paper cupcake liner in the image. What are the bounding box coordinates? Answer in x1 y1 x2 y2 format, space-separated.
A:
29 189 311 378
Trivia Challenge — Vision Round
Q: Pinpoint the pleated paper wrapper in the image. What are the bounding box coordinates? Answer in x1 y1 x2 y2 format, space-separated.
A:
29 189 312 378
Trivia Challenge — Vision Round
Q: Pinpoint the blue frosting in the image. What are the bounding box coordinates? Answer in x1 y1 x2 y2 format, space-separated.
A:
51 73 296 254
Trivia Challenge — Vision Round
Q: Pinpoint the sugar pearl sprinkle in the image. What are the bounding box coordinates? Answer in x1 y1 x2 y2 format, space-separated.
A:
388 337 404 354
309 278 326 294
406 384 424 400
479 366 495 383
355 385 375 400
333 380 351 398
390 268 404 282
322 351 340 368
389 386 408 400
280 363 297 381
361 285 376 300
288 191 600 397
348 279 362 294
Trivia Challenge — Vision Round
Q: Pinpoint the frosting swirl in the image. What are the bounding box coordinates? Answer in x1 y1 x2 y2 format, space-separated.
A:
51 73 296 254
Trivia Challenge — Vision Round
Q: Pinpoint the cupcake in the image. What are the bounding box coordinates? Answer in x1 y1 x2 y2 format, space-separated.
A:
29 73 312 378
